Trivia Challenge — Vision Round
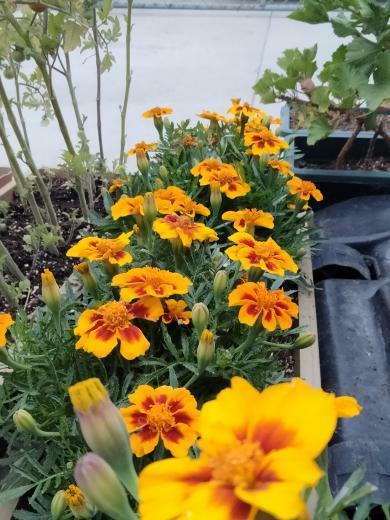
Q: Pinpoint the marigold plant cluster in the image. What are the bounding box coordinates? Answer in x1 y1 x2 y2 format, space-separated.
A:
0 101 366 520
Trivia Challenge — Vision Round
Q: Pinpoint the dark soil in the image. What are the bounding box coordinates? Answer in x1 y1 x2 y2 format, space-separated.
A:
297 156 390 171
0 176 104 313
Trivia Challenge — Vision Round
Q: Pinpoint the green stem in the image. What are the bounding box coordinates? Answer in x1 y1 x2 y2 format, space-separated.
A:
0 239 26 281
0 272 18 309
262 339 294 350
92 8 105 163
75 178 90 220
184 373 200 389
0 348 28 370
36 428 61 438
64 52 85 132
119 0 133 165
235 321 262 356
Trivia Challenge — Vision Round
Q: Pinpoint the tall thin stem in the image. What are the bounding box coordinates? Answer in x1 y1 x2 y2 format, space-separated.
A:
10 59 31 154
119 0 133 166
0 272 18 309
64 52 84 132
92 8 105 163
0 239 26 281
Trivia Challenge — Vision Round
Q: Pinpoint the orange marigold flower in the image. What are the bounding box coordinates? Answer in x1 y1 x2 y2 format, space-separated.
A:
154 186 187 213
287 177 323 202
153 215 218 248
67 232 133 266
111 195 144 220
268 158 294 176
182 134 198 147
139 377 361 520
162 299 192 325
228 281 298 331
120 385 199 458
244 125 288 156
226 232 298 275
112 266 192 302
227 98 264 118
108 178 124 193
128 141 157 156
192 159 250 199
74 298 163 360
198 110 230 123
270 116 282 125
0 313 14 348
142 107 173 119
191 158 229 178
222 208 274 233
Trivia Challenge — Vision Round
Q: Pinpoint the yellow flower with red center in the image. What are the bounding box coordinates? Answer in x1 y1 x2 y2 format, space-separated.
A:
162 299 192 325
171 197 210 218
244 124 288 156
108 178 125 193
287 177 323 202
226 232 298 275
120 385 199 458
142 107 173 119
228 281 298 331
0 313 14 348
111 195 144 220
128 141 157 156
139 377 361 520
191 158 229 178
182 134 198 147
227 98 264 119
67 232 133 266
74 298 163 360
112 266 192 302
153 215 218 248
268 158 294 176
198 110 230 123
222 208 274 234
154 186 209 217
192 160 250 199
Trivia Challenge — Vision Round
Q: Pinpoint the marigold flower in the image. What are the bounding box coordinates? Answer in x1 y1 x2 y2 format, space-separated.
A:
229 281 298 331
191 158 228 178
74 262 98 297
111 195 144 221
67 232 133 266
127 141 157 156
108 178 124 193
227 98 264 118
193 160 250 199
244 125 288 156
142 106 173 119
162 299 192 325
112 266 192 302
153 215 218 248
268 158 294 176
270 116 282 125
198 110 230 123
139 377 361 520
182 134 198 147
222 208 274 234
64 484 95 519
287 177 323 202
74 298 163 360
154 186 186 213
120 385 200 458
226 232 298 275
335 396 362 418
0 313 14 348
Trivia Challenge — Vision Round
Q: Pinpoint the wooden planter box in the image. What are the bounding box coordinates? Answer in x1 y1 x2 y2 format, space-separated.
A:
0 168 15 203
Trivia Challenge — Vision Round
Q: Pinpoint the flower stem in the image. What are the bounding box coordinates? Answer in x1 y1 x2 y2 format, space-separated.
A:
119 0 133 166
184 373 200 389
0 348 28 371
235 321 262 356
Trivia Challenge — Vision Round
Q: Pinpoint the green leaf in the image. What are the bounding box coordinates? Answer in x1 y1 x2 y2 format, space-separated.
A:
253 69 280 103
311 86 330 112
0 483 37 504
63 22 85 53
168 366 178 388
345 37 379 69
331 13 358 37
289 0 329 24
100 0 112 19
307 116 333 145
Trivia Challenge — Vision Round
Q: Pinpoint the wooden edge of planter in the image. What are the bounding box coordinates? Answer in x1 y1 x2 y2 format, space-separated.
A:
0 169 15 203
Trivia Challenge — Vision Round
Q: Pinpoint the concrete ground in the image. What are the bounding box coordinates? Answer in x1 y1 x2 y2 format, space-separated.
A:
0 8 340 168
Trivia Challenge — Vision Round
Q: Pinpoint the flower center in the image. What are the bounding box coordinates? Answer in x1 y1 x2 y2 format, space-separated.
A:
146 403 175 432
102 302 130 330
209 442 264 488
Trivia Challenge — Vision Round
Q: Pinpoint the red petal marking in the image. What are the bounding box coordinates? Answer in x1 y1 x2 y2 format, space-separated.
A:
240 292 258 303
141 397 155 410
135 288 147 295
128 410 148 428
238 219 245 228
213 485 252 520
265 260 278 272
128 301 148 318
168 399 183 413
165 215 179 223
276 302 289 310
246 304 260 316
156 393 168 404
94 325 116 341
240 238 255 247
263 310 273 322
247 251 260 264
138 425 159 442
173 411 192 425
119 325 143 343
163 426 183 443
181 466 213 485
114 251 126 260
251 421 294 454
229 183 237 191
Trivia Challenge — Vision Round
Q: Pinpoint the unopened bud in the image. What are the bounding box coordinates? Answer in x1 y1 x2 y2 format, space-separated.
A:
143 192 158 225
210 186 222 214
74 262 98 298
64 484 96 519
153 115 164 136
213 270 228 299
192 303 209 336
41 268 61 314
293 334 316 350
154 178 164 190
51 490 67 520
163 116 171 131
159 165 169 181
13 409 59 438
274 126 281 136
197 329 215 372
136 150 149 176
248 267 263 282
262 114 270 128
212 251 225 268
259 152 270 170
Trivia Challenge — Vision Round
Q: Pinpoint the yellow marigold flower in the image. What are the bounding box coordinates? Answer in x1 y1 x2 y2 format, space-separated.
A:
153 215 218 248
120 385 199 458
41 268 61 313
192 159 250 199
162 299 192 325
142 106 173 119
0 313 14 348
334 396 362 418
111 195 144 221
228 281 298 331
198 110 230 123
154 186 186 212
108 178 124 193
182 134 198 147
226 232 298 275
139 377 361 520
244 125 288 156
67 232 133 266
112 266 192 302
268 158 294 176
222 208 274 234
191 158 228 178
74 298 163 359
127 141 157 156
287 177 323 202
64 484 95 519
227 98 264 118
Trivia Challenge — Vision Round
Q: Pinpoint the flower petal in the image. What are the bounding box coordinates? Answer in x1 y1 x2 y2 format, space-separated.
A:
118 325 150 360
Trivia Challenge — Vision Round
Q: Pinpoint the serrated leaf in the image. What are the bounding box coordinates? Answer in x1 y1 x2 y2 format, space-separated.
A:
0 483 37 504
63 22 85 53
311 86 330 112
307 116 333 145
100 0 112 19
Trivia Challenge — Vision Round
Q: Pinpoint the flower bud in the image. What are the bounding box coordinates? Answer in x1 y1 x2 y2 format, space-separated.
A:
210 185 222 214
51 490 67 520
197 329 215 372
68 378 137 498
136 150 149 176
13 409 60 438
153 115 164 136
292 334 316 350
192 303 209 336
259 152 270 170
74 262 98 298
143 192 158 225
163 116 171 131
64 484 96 519
262 114 270 128
75 453 135 520
159 165 169 181
248 267 263 282
211 251 225 268
154 177 164 190
274 126 281 137
213 270 228 299
41 268 61 314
